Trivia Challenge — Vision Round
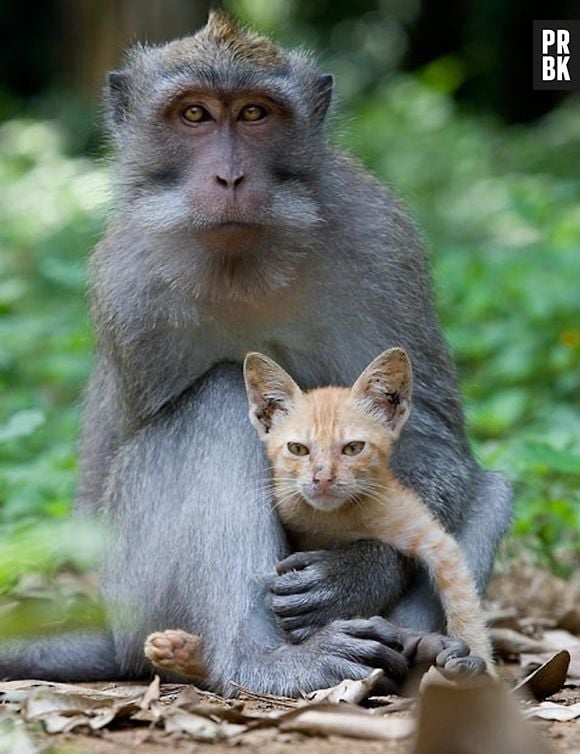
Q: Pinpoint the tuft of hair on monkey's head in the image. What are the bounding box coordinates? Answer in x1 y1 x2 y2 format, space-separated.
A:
161 10 288 71
103 10 335 269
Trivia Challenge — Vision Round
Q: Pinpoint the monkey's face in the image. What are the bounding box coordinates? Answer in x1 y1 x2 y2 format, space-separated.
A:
113 76 326 253
157 88 310 254
106 15 334 299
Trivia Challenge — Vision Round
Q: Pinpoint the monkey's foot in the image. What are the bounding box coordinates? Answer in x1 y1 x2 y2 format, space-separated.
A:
144 629 206 681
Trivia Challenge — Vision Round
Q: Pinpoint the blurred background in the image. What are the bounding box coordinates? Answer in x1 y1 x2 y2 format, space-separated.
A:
0 0 578 635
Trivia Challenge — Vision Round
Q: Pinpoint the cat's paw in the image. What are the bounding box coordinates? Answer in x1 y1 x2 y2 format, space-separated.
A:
144 629 205 680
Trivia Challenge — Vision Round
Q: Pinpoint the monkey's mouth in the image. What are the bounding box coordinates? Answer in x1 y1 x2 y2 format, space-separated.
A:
195 221 264 254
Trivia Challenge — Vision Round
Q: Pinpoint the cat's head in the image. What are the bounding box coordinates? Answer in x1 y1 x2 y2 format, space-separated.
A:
243 348 412 512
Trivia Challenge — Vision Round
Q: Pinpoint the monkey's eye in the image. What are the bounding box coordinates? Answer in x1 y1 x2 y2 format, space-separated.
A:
239 104 268 122
180 105 211 124
287 442 309 457
342 441 365 456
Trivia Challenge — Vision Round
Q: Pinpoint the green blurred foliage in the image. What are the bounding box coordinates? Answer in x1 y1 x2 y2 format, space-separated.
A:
0 61 578 639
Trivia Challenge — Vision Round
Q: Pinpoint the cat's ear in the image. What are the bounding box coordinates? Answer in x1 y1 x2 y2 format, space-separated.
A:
351 347 412 438
243 353 302 439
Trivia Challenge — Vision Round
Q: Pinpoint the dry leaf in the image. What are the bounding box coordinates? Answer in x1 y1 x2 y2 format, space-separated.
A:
306 669 383 705
513 650 571 700
524 701 580 722
491 628 550 656
522 648 580 682
485 607 520 629
542 629 580 651
367 695 416 714
557 606 580 634
139 675 161 709
279 704 414 740
164 709 224 740
171 685 201 708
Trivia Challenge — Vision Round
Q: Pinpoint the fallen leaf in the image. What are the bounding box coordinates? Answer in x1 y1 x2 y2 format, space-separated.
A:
491 628 550 656
367 695 416 714
521 648 580 682
485 607 520 629
524 701 580 722
512 650 570 700
557 606 580 634
171 684 201 708
279 704 414 740
542 629 580 651
306 669 384 705
163 709 224 740
139 674 161 709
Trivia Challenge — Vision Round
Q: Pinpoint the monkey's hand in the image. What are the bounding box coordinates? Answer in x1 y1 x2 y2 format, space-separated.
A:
401 631 488 678
305 617 409 695
268 540 407 642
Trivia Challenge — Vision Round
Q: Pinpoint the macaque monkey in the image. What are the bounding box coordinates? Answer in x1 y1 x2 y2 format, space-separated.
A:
0 13 510 695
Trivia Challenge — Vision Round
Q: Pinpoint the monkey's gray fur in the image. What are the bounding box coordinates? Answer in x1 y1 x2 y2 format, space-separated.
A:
0 14 511 694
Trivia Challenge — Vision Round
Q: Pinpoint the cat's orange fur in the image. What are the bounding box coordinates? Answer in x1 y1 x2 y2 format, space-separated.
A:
244 348 494 670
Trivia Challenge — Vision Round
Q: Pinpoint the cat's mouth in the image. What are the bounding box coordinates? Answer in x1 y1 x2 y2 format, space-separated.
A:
302 484 350 512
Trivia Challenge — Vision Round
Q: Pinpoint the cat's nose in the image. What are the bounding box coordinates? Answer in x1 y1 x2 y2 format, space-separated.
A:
313 474 334 493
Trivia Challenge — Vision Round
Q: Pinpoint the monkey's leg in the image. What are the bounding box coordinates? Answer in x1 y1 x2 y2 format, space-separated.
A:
102 364 409 696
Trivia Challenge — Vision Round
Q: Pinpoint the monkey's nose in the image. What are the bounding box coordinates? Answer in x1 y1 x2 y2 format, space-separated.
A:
215 170 245 190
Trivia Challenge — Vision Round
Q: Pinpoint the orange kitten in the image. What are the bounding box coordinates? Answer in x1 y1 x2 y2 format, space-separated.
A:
243 348 494 671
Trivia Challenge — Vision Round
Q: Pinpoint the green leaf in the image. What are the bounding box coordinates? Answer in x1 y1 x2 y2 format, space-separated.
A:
0 410 45 444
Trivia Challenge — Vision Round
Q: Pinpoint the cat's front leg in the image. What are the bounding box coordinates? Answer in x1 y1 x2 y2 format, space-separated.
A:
268 539 409 642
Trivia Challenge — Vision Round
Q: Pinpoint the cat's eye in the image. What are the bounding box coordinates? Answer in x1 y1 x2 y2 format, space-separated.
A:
180 105 211 124
287 442 309 456
342 441 365 456
239 104 268 122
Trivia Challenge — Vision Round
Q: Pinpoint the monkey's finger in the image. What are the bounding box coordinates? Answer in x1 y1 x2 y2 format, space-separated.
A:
270 592 320 617
286 626 319 643
269 569 321 595
339 617 404 652
277 613 318 632
276 551 326 574
336 639 408 680
434 640 470 666
412 634 448 665
439 655 487 679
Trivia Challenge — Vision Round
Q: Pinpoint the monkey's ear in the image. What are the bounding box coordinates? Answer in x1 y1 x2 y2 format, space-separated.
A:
106 69 131 126
313 74 334 122
243 353 302 439
351 348 413 438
